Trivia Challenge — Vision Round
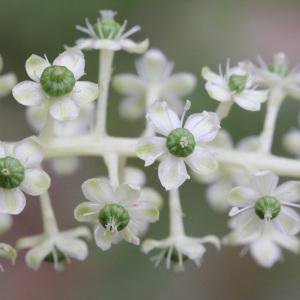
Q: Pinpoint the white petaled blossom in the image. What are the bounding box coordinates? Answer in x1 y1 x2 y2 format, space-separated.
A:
194 130 257 212
0 137 50 215
76 10 148 53
12 48 98 122
250 52 300 98
142 235 220 271
124 167 163 236
0 55 17 98
17 226 90 271
0 243 17 270
113 49 196 120
26 101 94 175
202 62 268 111
223 223 300 268
228 170 300 237
74 177 159 251
0 213 13 235
136 101 220 190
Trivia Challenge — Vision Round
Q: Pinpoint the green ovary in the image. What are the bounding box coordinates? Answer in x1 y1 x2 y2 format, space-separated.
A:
0 156 25 189
255 196 281 220
166 128 196 157
40 65 76 97
228 74 248 93
93 19 121 39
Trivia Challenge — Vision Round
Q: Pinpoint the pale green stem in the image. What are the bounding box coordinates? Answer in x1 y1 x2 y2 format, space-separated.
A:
216 101 233 120
95 49 115 136
259 87 285 154
169 189 185 238
40 192 59 237
104 152 120 188
143 84 160 136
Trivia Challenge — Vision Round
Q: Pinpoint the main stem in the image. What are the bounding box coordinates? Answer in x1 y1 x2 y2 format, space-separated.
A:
169 189 185 237
40 192 59 237
95 49 115 136
259 87 285 154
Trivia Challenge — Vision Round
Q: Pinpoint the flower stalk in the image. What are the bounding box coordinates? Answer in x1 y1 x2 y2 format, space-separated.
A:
169 189 185 237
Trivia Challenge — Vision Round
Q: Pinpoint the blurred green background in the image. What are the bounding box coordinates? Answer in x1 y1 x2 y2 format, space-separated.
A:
1 0 300 299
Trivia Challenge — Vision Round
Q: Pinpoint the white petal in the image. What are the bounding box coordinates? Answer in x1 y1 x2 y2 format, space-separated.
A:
275 207 300 235
283 129 300 156
252 171 278 195
136 137 165 166
120 38 149 54
20 169 50 196
0 213 12 234
121 226 140 245
274 181 300 203
12 81 45 106
53 48 85 79
184 112 220 143
210 129 233 149
234 90 264 111
115 184 140 206
13 137 43 168
130 203 159 223
0 189 26 215
77 39 121 51
202 67 225 85
56 238 88 261
158 155 189 190
140 187 163 209
124 167 146 187
0 73 17 97
81 177 113 204
272 233 300 253
228 186 257 207
94 224 117 251
25 54 50 82
74 202 100 223
230 210 261 236
205 82 231 102
147 101 180 136
26 104 47 132
185 147 218 175
50 98 80 122
119 96 145 120
164 73 196 96
250 239 281 268
113 74 144 94
25 241 53 270
51 157 80 176
71 81 98 105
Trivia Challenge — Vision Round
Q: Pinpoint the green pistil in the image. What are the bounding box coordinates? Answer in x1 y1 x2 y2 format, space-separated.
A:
0 156 25 189
166 128 196 157
40 65 76 97
228 74 248 93
255 196 281 220
93 18 121 39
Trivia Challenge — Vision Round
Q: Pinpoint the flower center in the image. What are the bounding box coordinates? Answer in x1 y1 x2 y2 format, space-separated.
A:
0 156 25 189
44 247 66 264
93 18 121 39
268 63 289 77
166 128 196 157
40 65 76 97
255 196 281 220
98 203 129 232
165 248 189 263
228 74 248 93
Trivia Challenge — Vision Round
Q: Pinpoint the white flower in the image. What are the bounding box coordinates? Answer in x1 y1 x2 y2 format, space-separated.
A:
194 131 258 212
26 101 94 175
0 137 50 215
12 48 98 122
142 235 219 271
0 213 12 235
136 101 220 190
124 167 163 236
113 49 196 120
17 226 90 271
74 177 159 251
228 170 300 236
223 223 300 268
0 55 17 98
251 52 300 99
202 62 268 111
76 10 148 53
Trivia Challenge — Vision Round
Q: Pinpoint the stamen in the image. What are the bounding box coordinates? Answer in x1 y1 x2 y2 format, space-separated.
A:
115 20 128 39
229 205 254 217
281 201 300 209
180 100 191 126
120 25 141 39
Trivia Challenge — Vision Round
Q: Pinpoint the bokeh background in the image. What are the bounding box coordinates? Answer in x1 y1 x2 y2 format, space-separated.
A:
1 0 300 299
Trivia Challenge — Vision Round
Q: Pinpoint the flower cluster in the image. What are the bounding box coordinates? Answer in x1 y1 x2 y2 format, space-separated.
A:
1 9 300 273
